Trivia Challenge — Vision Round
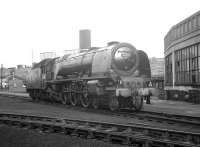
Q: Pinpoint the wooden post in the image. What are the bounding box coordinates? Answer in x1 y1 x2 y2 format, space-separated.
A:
1 64 3 89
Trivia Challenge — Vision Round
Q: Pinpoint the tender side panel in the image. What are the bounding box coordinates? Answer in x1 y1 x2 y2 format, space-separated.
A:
27 68 41 89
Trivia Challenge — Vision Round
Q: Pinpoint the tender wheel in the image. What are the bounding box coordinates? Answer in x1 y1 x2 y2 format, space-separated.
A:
69 92 78 106
109 96 119 111
47 92 53 102
46 87 54 103
92 97 99 109
62 84 70 105
132 95 143 111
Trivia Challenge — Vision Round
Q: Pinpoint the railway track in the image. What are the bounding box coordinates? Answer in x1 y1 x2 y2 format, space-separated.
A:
1 93 200 132
111 109 200 130
0 113 199 147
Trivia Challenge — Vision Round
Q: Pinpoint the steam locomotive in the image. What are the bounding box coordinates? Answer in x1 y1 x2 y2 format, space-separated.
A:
26 42 151 111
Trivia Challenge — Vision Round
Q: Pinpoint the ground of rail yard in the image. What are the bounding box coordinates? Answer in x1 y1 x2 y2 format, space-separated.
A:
0 91 199 147
0 91 199 117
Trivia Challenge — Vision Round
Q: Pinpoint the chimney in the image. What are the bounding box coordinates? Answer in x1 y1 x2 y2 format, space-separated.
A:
40 52 56 61
79 29 91 49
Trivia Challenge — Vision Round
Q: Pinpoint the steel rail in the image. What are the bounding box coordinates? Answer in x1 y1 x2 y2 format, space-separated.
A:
0 113 199 147
0 93 200 132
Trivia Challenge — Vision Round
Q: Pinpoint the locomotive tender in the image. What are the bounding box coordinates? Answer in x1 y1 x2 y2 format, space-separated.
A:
27 42 151 111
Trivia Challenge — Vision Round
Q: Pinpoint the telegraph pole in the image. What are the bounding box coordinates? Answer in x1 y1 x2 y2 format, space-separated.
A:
1 64 3 89
32 49 34 66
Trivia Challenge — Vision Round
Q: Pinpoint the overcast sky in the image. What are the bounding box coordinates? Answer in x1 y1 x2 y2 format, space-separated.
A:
0 0 200 67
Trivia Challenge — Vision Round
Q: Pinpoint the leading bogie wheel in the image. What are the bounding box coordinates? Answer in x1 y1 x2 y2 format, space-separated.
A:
132 95 143 111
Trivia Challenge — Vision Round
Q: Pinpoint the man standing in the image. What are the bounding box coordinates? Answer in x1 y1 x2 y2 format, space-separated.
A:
146 88 151 104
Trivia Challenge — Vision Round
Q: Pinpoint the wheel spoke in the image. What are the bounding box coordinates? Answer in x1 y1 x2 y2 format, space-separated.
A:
61 93 67 104
70 93 77 106
80 95 90 108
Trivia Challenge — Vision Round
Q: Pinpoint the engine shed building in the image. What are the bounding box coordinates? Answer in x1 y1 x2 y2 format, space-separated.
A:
164 10 200 103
